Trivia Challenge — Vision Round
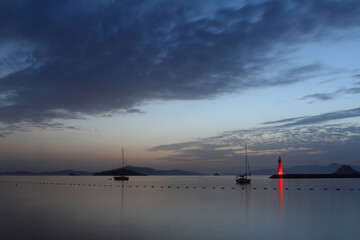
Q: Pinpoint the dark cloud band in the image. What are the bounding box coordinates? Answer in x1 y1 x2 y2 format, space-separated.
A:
1 0 360 125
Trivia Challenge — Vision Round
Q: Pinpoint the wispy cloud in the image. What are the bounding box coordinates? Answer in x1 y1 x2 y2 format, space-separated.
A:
0 0 360 128
265 107 360 127
300 84 360 102
0 122 81 137
149 108 360 167
262 116 306 125
300 92 339 101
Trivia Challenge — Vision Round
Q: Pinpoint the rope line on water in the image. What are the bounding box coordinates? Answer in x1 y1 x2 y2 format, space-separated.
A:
1 180 360 192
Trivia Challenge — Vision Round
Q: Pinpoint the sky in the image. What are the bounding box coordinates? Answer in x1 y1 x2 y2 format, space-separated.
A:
0 0 359 174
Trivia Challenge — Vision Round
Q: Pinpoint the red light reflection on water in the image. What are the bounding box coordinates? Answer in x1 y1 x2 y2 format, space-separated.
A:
278 178 283 216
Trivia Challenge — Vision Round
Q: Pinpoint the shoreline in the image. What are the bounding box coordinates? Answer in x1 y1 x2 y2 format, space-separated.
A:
270 174 360 179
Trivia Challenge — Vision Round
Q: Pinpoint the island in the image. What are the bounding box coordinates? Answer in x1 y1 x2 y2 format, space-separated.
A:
93 166 203 176
270 164 360 178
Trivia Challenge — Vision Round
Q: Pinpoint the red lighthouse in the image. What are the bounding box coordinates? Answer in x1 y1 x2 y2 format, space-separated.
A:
278 156 283 175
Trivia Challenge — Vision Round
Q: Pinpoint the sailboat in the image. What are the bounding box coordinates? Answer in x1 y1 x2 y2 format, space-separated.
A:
114 148 129 181
236 144 251 184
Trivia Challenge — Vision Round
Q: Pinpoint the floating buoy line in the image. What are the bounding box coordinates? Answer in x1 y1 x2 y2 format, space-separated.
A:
0 180 359 192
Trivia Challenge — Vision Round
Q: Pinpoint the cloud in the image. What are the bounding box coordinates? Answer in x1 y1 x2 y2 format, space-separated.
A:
300 92 338 101
149 108 360 167
300 85 360 102
263 107 360 126
262 116 306 125
126 108 145 114
1 0 360 126
282 107 360 126
0 121 80 137
345 87 360 94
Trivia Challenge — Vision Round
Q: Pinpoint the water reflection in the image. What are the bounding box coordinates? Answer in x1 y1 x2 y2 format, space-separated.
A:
244 184 251 219
2 176 360 240
120 181 125 217
278 178 283 217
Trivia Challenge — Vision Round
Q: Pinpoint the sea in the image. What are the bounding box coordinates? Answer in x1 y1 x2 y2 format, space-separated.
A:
1 175 360 240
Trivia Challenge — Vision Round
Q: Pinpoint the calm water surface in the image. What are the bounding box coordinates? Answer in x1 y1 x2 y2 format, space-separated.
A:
1 176 360 240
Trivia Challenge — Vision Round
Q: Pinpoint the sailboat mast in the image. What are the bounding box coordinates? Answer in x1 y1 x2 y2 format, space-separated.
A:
244 144 251 176
122 148 125 168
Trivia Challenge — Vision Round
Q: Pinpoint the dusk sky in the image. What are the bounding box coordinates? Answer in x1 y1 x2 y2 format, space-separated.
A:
0 0 359 174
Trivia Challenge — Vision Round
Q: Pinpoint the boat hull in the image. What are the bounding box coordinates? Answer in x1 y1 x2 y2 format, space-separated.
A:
114 176 129 181
236 176 251 184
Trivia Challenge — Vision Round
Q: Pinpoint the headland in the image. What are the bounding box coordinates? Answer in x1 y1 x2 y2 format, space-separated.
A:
270 164 360 179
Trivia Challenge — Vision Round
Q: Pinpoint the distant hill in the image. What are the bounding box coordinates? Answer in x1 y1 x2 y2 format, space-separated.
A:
334 165 359 174
251 163 360 175
0 166 202 176
0 170 92 176
39 170 92 176
270 164 360 179
125 166 203 176
93 168 145 176
0 171 37 176
3 163 359 176
284 163 344 174
93 166 203 176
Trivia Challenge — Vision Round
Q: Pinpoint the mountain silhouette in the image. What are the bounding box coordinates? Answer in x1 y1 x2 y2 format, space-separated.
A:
93 168 145 176
252 163 360 175
0 170 91 176
334 165 359 174
125 166 203 176
270 164 360 178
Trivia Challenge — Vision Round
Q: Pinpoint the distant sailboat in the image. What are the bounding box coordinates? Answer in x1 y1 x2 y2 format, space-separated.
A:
114 148 129 181
236 144 251 184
